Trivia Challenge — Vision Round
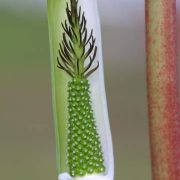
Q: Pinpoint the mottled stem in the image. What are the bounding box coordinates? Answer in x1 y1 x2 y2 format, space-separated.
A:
145 0 180 179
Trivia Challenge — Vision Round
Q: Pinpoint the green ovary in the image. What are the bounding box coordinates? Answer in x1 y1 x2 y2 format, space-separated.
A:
67 78 105 177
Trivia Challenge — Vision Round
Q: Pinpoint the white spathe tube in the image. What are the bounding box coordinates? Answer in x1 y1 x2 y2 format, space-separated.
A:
58 0 114 179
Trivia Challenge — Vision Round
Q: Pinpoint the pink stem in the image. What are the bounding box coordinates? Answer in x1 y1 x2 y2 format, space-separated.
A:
145 0 180 179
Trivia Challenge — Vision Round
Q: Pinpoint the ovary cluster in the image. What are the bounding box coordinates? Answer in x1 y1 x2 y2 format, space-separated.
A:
67 78 105 177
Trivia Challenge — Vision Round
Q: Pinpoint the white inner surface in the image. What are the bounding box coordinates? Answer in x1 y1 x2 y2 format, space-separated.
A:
81 0 114 179
58 0 114 180
59 173 112 180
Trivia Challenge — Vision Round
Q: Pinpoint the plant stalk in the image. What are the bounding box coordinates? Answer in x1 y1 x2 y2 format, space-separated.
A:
145 0 180 179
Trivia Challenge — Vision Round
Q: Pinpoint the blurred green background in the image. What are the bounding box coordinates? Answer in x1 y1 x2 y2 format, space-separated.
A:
0 1 151 180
